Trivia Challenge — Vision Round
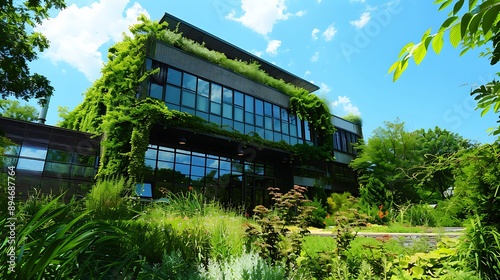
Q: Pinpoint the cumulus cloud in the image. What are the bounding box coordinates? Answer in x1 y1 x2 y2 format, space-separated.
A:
310 51 320 62
304 70 311 76
318 83 331 94
266 39 282 56
331 96 361 115
295 10 306 17
311 28 320 40
350 12 371 29
226 0 291 35
35 0 149 81
322 24 337 41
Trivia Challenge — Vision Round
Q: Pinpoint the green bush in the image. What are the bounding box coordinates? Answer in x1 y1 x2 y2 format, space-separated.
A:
305 198 328 228
394 203 437 227
85 176 137 220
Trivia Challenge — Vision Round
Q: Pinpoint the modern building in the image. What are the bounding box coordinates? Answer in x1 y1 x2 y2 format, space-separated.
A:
134 13 362 210
0 117 100 200
0 13 361 209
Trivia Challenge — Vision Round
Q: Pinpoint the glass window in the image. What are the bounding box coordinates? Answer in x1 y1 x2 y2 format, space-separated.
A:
264 102 272 116
210 102 221 115
290 114 297 125
165 85 181 105
281 109 289 123
297 120 303 138
182 90 196 108
222 104 232 119
191 155 205 167
157 161 174 170
265 130 273 141
219 159 231 170
234 91 244 106
273 105 281 119
245 124 254 135
196 96 209 112
17 158 44 171
44 162 71 177
255 99 263 115
182 73 197 91
282 122 289 135
167 68 182 86
209 115 221 126
290 124 297 137
234 121 244 134
149 83 163 100
207 158 219 169
197 79 209 97
223 88 232 103
2 139 21 156
175 163 190 176
19 142 47 160
211 83 222 103
256 127 264 138
265 117 273 130
73 154 96 166
145 148 157 160
222 118 232 131
145 58 152 70
273 118 281 132
191 166 205 177
304 121 311 141
274 132 281 141
71 166 95 179
245 112 254 125
175 153 191 164
255 115 263 127
234 107 243 122
245 95 254 112
46 149 72 163
158 150 174 162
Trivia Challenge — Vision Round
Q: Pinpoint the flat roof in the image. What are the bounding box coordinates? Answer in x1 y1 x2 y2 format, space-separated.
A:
160 12 319 93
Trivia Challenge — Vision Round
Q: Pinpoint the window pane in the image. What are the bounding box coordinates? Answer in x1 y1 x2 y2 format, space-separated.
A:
196 96 209 112
222 104 232 119
210 102 221 115
17 158 44 171
255 115 263 127
73 154 96 166
209 115 221 126
149 83 163 100
197 79 209 97
71 165 95 179
157 161 174 170
19 142 48 160
255 99 263 115
245 124 254 134
223 87 232 103
273 105 281 119
175 153 191 164
245 112 254 125
265 117 273 130
273 119 281 132
182 73 197 91
145 148 157 160
234 91 243 106
182 90 196 108
304 121 311 141
234 107 243 122
46 149 72 163
44 162 71 178
192 155 205 166
175 163 190 176
165 85 181 105
211 83 222 103
191 166 205 177
207 158 219 169
265 130 273 141
167 68 182 86
264 102 272 116
281 109 289 123
234 121 244 134
245 95 254 112
282 122 289 135
158 150 174 162
290 124 297 137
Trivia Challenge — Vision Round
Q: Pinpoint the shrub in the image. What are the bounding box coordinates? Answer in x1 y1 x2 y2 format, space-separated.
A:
394 203 437 227
305 197 328 228
85 176 137 220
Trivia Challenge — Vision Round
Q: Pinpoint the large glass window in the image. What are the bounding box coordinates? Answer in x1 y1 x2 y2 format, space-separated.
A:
167 68 182 86
182 73 197 91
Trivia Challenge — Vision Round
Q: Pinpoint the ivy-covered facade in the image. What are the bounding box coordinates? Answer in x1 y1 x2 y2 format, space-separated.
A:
58 14 361 210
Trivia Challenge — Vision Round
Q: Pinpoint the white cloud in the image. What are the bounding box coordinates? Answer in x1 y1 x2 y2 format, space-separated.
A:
318 83 331 94
310 51 320 62
304 70 311 76
295 10 306 17
331 96 361 116
349 0 366 3
266 39 282 55
350 12 371 29
252 50 263 57
35 0 149 81
311 28 320 40
322 24 337 41
226 0 291 35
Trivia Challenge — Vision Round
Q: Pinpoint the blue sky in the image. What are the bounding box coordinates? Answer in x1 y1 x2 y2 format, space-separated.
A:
25 0 499 143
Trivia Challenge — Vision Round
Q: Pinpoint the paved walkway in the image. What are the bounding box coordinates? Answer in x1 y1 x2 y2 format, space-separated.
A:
308 227 464 238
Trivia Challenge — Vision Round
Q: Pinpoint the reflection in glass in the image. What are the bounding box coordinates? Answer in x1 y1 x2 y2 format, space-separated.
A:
44 162 71 177
182 73 197 91
167 68 182 86
182 91 195 108
17 158 44 171
166 85 181 105
19 142 48 160
197 79 210 97
47 149 72 163
211 83 222 102
149 83 163 100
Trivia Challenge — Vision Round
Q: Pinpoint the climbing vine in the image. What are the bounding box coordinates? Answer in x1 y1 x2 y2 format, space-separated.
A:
60 15 335 182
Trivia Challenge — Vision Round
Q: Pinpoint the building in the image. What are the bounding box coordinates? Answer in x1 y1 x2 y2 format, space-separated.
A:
0 13 361 208
0 117 100 200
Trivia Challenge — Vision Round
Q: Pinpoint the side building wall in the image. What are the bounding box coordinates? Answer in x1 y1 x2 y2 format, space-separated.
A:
0 117 100 200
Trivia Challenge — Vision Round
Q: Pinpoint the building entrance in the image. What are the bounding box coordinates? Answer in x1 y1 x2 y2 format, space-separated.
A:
228 174 275 214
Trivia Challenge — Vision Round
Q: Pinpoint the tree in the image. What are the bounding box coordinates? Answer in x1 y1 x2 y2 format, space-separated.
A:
388 0 500 135
350 119 424 206
1 0 66 102
0 99 38 121
411 127 472 201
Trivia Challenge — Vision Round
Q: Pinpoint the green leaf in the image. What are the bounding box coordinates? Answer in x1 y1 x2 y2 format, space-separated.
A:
393 58 408 82
421 28 432 41
438 0 454 11
453 0 465 14
412 266 425 278
413 42 428 65
468 13 482 35
388 61 400 74
461 12 473 38
482 4 500 34
469 0 479 11
450 23 462 47
440 16 458 30
481 105 491 116
398 42 414 58
432 31 445 54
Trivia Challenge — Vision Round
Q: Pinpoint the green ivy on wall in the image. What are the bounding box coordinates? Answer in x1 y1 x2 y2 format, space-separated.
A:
60 15 335 182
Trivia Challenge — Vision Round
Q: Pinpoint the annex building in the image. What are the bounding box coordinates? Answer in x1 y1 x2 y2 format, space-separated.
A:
0 13 361 209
